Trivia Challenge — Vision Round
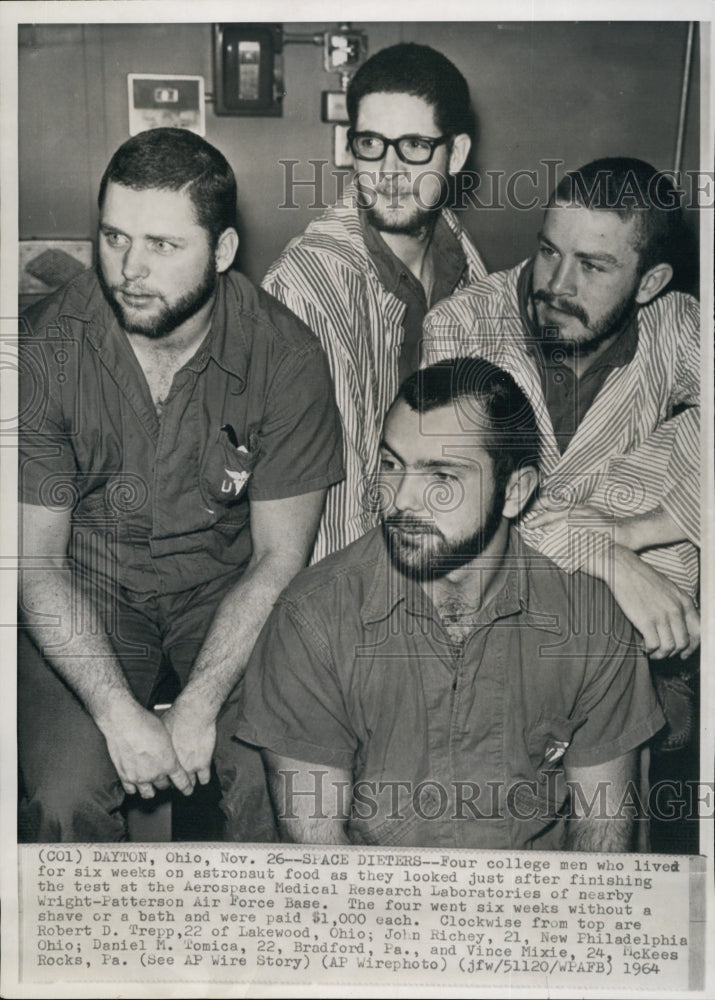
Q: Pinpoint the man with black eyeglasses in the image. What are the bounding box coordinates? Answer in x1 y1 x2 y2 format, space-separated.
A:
264 43 486 561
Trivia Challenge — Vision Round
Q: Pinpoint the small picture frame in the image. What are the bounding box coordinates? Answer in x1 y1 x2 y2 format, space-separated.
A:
322 91 349 124
127 74 205 136
19 240 93 296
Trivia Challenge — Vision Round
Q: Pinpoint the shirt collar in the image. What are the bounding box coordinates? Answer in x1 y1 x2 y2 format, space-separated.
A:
519 257 639 371
360 527 531 628
360 214 403 295
330 182 470 287
183 272 248 384
360 212 467 299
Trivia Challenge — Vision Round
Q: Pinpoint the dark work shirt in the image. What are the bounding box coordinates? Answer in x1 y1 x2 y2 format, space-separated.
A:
362 214 467 382
517 260 639 454
237 526 663 850
19 269 344 596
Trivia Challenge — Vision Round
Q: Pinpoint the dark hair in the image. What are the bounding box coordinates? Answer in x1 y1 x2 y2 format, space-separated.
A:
346 43 474 138
549 157 682 273
98 128 237 249
396 358 540 487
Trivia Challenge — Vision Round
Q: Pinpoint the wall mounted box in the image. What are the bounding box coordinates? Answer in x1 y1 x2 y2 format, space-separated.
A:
321 90 348 123
322 28 367 73
213 23 284 116
128 74 205 135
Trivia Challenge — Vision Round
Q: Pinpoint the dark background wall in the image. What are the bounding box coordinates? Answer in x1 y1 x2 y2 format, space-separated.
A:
19 21 700 288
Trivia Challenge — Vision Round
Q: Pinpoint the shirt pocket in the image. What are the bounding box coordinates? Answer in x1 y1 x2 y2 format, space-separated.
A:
199 429 259 511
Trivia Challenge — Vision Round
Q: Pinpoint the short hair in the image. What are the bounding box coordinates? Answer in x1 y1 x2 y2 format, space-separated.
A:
98 128 237 249
346 43 474 139
548 157 682 273
395 358 540 487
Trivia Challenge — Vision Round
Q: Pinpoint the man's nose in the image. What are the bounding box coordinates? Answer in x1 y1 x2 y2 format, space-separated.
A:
121 243 150 282
548 257 577 296
392 472 423 513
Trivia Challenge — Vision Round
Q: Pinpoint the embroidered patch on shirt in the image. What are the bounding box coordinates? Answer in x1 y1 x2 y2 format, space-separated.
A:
222 468 251 496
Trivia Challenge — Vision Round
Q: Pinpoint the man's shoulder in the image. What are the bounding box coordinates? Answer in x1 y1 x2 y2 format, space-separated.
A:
266 199 366 278
426 260 526 325
222 269 329 355
519 536 633 647
21 269 104 336
639 289 699 330
276 528 384 617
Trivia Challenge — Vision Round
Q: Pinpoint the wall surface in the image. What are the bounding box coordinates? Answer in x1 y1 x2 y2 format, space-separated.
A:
18 20 701 287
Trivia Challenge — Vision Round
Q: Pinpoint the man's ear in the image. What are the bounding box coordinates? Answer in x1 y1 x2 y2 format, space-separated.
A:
502 465 539 520
635 262 673 304
448 133 471 176
214 228 239 273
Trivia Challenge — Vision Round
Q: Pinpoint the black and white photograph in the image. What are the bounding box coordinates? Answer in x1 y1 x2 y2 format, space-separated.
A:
1 1 713 997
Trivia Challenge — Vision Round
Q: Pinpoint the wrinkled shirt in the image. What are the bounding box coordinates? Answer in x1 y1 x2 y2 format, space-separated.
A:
237 528 663 849
19 269 344 596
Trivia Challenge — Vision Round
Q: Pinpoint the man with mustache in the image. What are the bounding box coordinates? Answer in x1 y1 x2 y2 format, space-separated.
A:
18 128 344 842
234 359 664 850
423 158 700 665
263 42 486 562
421 160 700 849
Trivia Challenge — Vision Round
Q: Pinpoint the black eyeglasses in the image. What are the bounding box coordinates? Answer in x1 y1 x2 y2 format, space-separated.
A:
347 130 450 165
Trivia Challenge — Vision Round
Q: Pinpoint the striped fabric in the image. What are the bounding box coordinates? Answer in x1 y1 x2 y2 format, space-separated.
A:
263 185 487 562
422 260 700 596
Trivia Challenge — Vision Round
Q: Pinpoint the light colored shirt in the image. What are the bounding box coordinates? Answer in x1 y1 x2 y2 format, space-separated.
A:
263 185 487 562
422 260 700 596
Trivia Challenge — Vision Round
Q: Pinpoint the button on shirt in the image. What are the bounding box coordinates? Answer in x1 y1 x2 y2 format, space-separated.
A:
517 260 639 454
237 527 664 850
362 214 467 383
19 269 344 596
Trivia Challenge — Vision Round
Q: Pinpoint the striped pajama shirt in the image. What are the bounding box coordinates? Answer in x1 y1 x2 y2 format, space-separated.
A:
422 259 700 597
263 187 487 562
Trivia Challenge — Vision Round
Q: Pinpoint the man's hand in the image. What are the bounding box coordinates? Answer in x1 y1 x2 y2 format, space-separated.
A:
164 492 327 788
97 700 194 799
163 695 217 788
605 546 700 660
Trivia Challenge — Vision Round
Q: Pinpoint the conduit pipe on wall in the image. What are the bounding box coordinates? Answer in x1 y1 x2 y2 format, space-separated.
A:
673 21 695 175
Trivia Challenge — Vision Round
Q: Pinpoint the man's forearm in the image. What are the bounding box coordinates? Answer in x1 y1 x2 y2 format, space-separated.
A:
566 815 634 852
21 563 193 795
264 753 352 844
565 751 637 852
615 504 690 552
19 502 192 796
277 814 351 845
178 552 304 718
20 563 137 723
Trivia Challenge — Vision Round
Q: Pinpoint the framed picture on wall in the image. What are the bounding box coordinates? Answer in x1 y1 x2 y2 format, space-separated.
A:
19 239 93 296
127 73 206 136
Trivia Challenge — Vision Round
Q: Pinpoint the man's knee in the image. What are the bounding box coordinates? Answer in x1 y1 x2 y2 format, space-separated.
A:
215 736 278 843
20 770 126 843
